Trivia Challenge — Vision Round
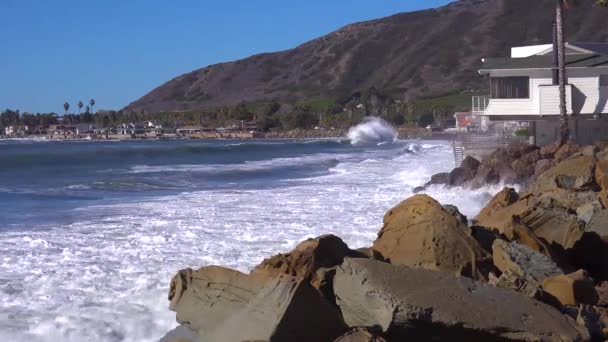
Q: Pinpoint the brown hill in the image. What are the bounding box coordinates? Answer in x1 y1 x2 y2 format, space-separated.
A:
123 0 608 113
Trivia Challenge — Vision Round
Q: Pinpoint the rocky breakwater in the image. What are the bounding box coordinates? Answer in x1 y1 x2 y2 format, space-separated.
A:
161 145 608 341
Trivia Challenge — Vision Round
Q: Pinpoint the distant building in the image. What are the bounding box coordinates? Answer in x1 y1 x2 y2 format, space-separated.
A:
476 41 608 146
5 125 29 136
117 123 145 135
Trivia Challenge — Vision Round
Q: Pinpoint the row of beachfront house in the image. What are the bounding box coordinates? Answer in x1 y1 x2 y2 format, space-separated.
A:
3 118 261 137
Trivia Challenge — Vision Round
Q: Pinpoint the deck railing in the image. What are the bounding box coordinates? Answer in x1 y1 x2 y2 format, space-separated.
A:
472 96 490 115
452 131 529 166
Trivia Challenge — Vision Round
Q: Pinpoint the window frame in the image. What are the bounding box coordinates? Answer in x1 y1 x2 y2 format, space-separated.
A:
490 76 531 99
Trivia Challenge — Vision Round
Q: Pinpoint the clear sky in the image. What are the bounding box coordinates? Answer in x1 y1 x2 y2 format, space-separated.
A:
1 0 452 113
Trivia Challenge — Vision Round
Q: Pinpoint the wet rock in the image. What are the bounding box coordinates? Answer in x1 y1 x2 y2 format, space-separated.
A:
448 156 480 186
542 270 598 306
333 328 386 342
428 172 450 185
492 240 563 294
563 305 604 341
372 194 490 280
252 234 361 284
168 266 346 342
334 258 589 341
442 204 468 225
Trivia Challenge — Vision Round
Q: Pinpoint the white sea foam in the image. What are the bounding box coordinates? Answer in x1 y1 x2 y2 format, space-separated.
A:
0 140 504 342
347 117 397 146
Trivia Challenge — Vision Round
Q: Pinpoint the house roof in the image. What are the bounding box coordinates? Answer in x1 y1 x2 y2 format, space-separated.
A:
479 53 608 74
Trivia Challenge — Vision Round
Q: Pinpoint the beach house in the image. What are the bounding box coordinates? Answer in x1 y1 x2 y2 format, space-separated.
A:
475 42 608 146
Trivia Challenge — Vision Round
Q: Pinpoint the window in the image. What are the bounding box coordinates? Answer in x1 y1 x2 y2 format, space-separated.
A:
600 75 608 87
491 77 530 99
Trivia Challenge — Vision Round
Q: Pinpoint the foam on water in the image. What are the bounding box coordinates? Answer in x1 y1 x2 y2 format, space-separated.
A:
347 117 397 146
0 139 504 342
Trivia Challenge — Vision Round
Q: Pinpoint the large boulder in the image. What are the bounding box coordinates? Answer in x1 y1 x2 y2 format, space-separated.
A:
333 258 589 341
372 194 490 280
168 266 346 342
476 194 585 251
526 155 597 194
475 187 519 223
251 234 359 282
448 156 481 186
542 270 599 306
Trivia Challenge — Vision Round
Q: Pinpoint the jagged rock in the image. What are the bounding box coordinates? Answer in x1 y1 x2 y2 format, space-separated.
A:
554 142 581 161
576 201 603 225
599 190 608 210
428 172 450 186
448 156 480 186
542 270 598 306
511 149 541 181
333 328 386 342
159 325 198 342
488 269 544 298
251 234 360 284
587 210 608 238
476 194 585 251
476 187 519 223
168 266 346 342
372 194 490 280
333 258 589 341
492 240 563 294
541 143 561 159
596 159 608 191
470 226 502 254
527 155 597 194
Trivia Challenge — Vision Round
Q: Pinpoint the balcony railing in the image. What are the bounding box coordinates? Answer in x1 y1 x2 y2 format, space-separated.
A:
472 96 490 115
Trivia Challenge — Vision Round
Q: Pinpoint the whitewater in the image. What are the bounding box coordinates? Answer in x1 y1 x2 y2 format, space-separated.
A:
0 120 506 342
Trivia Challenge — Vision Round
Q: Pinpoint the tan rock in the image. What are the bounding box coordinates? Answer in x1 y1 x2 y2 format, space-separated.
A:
475 187 519 223
527 155 597 194
334 258 590 341
542 270 599 306
372 194 490 280
251 234 358 284
476 194 585 250
168 266 346 342
597 158 608 191
599 190 608 209
588 210 608 239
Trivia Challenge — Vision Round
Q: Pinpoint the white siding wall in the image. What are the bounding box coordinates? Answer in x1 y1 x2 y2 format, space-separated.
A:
539 85 573 115
485 68 608 116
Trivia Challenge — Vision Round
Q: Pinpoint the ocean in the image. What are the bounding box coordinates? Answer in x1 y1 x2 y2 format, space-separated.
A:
0 120 505 341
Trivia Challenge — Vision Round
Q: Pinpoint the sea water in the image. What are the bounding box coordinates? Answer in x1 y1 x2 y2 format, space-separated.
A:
0 121 506 342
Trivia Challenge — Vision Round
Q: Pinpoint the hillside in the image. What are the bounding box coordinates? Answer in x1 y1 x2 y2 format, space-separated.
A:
123 0 608 114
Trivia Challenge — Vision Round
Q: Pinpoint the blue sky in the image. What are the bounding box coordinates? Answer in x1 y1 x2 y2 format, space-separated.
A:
0 0 452 113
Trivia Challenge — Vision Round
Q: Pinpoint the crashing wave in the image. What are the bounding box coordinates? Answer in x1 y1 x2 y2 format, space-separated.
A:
347 117 397 146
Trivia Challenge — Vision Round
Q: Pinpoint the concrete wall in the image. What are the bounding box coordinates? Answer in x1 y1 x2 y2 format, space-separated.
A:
535 117 608 146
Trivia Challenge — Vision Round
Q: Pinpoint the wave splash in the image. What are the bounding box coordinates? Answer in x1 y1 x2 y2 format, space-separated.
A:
347 117 397 146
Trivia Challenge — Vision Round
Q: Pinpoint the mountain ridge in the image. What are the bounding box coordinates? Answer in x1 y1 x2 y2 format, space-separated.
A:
124 0 608 114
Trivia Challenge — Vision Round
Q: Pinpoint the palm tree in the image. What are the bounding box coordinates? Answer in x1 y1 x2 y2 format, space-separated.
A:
90 99 95 114
557 0 607 144
85 106 90 114
77 101 83 114
63 102 69 116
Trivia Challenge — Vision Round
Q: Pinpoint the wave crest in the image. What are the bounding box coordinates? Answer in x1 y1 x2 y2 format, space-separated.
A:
347 117 397 146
